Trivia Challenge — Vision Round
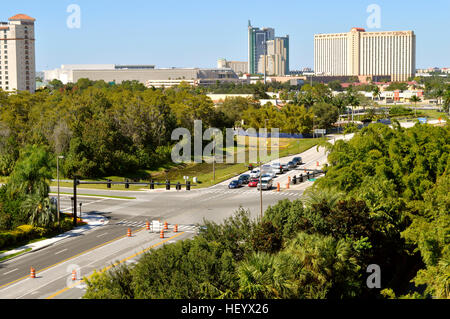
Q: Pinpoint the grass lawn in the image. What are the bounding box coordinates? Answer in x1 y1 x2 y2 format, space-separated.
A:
48 138 321 190
0 248 32 262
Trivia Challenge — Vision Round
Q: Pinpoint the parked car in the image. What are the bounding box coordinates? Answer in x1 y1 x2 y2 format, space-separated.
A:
287 161 296 169
248 178 259 187
238 174 251 184
257 178 273 191
250 169 260 179
292 157 303 165
228 180 242 189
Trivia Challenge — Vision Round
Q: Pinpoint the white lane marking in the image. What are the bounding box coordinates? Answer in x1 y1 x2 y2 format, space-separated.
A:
55 249 68 255
96 233 109 238
3 268 19 276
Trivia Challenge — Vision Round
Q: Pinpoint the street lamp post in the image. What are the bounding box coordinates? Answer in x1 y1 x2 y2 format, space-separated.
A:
57 155 64 223
259 161 263 220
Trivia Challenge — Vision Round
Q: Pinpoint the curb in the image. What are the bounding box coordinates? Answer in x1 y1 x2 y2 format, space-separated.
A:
0 216 109 263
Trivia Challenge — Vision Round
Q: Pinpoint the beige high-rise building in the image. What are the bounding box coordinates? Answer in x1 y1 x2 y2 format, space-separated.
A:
258 36 290 76
0 14 36 93
314 28 416 82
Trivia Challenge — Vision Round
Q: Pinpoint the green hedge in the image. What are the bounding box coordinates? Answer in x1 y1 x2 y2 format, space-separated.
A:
0 218 75 250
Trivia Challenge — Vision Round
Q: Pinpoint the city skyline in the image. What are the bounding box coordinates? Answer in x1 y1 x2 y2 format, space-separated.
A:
2 0 449 72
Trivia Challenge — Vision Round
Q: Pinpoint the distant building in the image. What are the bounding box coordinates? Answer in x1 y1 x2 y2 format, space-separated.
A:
259 36 290 76
43 64 155 84
217 59 248 75
248 21 275 74
248 21 289 76
314 28 416 82
0 14 36 93
144 68 241 88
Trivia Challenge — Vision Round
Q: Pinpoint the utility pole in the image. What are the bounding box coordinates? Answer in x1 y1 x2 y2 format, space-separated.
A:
73 177 78 227
213 139 216 181
259 161 263 220
56 155 64 223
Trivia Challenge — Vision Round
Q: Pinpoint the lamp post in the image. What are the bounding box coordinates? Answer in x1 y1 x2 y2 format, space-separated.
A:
57 155 64 223
259 161 263 220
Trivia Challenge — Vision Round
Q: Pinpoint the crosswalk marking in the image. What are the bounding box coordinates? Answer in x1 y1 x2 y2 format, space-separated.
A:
114 220 199 233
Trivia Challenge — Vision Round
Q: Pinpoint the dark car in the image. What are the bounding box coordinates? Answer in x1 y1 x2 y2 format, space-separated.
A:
288 161 296 169
293 157 303 165
238 174 251 185
228 180 242 189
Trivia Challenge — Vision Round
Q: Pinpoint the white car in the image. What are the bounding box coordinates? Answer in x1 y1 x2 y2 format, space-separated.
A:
270 163 283 174
250 169 260 179
261 165 277 179
257 178 273 191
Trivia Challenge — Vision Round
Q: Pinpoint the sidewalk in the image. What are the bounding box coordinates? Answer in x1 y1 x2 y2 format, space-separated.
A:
0 214 109 262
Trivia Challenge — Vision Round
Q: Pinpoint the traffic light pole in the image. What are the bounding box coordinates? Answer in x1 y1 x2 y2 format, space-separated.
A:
73 177 77 227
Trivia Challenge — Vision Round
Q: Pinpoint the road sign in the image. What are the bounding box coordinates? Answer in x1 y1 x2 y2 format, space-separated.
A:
314 129 326 135
418 118 428 124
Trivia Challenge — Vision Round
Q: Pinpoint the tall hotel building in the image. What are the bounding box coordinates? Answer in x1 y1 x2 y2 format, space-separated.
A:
0 14 36 93
248 21 275 74
314 28 416 82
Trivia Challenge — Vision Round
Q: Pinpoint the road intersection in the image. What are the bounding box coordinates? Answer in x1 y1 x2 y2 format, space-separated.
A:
0 134 349 299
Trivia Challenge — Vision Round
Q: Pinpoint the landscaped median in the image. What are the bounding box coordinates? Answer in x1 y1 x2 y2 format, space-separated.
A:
0 214 105 262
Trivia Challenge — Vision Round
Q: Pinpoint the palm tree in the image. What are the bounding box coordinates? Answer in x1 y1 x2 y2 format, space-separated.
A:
409 95 421 118
22 194 57 227
443 90 450 115
372 86 381 101
237 252 290 299
302 187 344 211
280 232 360 299
345 88 360 123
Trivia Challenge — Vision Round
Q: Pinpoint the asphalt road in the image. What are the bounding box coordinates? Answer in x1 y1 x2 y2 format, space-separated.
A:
0 135 348 299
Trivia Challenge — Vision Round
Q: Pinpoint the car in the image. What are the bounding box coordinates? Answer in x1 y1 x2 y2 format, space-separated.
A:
250 169 260 179
287 161 296 169
261 165 277 178
270 163 283 174
280 163 289 172
257 178 273 191
248 178 259 187
292 157 303 165
228 180 242 189
238 174 251 184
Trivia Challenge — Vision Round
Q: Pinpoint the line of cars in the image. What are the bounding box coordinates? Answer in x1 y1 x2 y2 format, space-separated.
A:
228 157 303 191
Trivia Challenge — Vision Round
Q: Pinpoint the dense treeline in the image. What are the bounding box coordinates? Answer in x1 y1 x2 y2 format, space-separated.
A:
0 80 224 178
83 123 449 299
0 79 345 179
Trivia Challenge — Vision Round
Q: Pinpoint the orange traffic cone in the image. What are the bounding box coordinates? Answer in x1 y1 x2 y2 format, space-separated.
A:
146 221 150 231
286 182 290 190
288 176 291 183
127 228 132 237
277 183 280 192
174 224 178 233
72 269 77 281
164 222 168 230
30 267 36 279
160 229 164 239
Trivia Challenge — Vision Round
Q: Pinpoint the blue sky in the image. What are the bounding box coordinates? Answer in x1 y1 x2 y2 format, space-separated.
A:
3 0 449 71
